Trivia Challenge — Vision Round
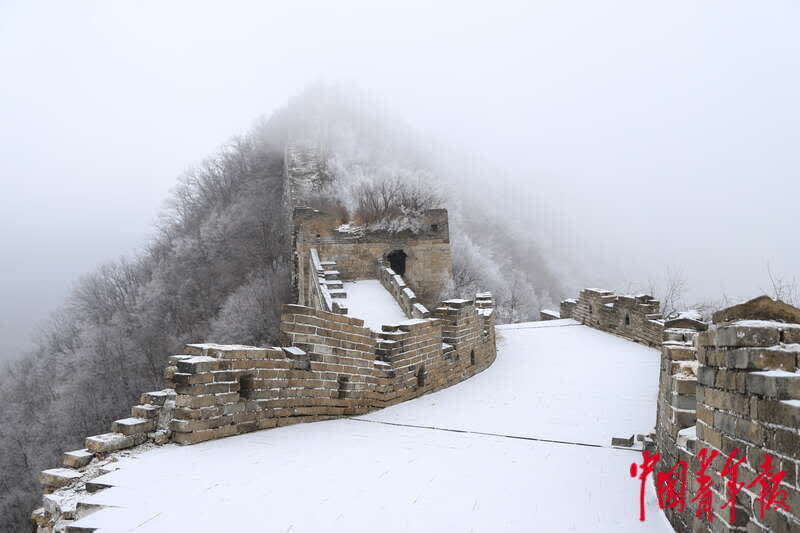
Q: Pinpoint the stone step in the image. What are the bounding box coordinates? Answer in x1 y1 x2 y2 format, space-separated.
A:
43 492 77 520
131 404 161 419
139 389 176 406
62 449 94 469
39 468 82 489
111 417 156 436
329 290 347 299
85 432 137 454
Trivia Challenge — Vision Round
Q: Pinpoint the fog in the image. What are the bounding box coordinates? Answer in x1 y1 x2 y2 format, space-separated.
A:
1 0 798 360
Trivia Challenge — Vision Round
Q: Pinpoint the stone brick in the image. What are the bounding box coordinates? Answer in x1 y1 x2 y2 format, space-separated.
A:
697 366 716 386
140 389 175 406
746 371 800 399
176 356 220 374
714 323 781 348
61 449 93 469
131 404 161 419
39 468 82 489
85 432 135 454
111 417 155 436
769 427 800 459
753 399 800 427
173 372 214 385
672 377 697 396
712 295 800 325
726 346 798 372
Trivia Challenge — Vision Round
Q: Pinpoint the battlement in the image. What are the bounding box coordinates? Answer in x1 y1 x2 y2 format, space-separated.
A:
653 296 800 533
560 288 665 346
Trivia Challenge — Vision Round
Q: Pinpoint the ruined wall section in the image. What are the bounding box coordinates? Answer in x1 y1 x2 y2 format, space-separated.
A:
560 288 664 346
653 297 800 533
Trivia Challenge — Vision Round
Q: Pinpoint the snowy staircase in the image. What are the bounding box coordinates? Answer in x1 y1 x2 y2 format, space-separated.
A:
311 253 348 313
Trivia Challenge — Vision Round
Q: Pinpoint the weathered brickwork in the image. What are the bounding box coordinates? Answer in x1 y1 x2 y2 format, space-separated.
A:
653 296 800 533
33 157 496 531
378 260 431 319
293 207 452 308
560 288 665 346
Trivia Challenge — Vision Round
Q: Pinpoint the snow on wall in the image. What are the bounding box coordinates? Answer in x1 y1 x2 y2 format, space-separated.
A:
33 296 497 530
342 279 409 331
377 261 431 320
560 288 665 346
653 296 800 533
48 322 672 533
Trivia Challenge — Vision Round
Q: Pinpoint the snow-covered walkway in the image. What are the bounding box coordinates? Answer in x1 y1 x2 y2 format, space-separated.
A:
68 320 671 532
342 279 408 331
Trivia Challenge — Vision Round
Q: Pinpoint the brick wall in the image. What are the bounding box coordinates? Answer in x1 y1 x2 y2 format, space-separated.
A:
560 288 665 346
35 296 497 528
377 260 431 319
653 296 800 532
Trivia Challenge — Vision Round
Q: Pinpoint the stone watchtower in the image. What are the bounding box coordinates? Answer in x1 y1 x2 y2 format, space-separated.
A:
292 206 453 310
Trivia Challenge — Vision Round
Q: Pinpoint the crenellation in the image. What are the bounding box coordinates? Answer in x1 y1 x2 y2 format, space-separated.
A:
653 295 800 533
560 288 665 346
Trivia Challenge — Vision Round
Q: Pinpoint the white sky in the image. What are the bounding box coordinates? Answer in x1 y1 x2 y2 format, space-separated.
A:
1 1 798 358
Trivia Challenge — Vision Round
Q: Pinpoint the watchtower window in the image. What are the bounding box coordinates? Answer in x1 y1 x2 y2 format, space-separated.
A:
386 249 407 276
238 374 254 400
624 313 631 326
337 375 349 399
416 365 426 388
470 350 476 366
431 224 439 232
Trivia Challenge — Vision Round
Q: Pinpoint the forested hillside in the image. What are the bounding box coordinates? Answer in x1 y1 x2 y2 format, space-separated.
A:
0 87 563 531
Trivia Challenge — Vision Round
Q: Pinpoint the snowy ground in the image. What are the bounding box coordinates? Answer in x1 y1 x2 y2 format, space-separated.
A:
362 319 661 445
68 320 671 532
342 279 408 331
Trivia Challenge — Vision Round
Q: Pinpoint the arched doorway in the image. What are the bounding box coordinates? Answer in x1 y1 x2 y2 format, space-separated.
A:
386 249 407 275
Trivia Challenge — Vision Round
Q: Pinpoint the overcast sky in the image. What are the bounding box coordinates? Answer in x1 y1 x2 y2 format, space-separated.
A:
1 1 798 359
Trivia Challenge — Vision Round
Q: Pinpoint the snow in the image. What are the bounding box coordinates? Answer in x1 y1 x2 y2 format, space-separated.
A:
114 417 147 426
732 320 800 329
362 320 661 445
336 223 365 235
66 321 669 532
750 369 800 377
671 310 703 321
342 280 409 332
497 318 579 330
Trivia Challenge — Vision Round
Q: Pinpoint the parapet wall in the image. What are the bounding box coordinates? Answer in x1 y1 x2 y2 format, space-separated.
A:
560 288 664 346
653 296 800 533
35 295 496 530
377 260 431 319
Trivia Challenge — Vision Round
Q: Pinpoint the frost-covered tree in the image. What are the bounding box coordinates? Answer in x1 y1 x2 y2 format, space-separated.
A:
0 84 565 530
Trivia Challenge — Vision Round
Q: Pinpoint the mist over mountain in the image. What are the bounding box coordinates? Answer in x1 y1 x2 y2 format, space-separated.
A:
0 86 564 530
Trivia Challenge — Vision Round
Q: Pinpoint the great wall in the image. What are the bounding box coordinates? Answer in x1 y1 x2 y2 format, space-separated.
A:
30 147 800 532
555 290 800 532
31 146 498 531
